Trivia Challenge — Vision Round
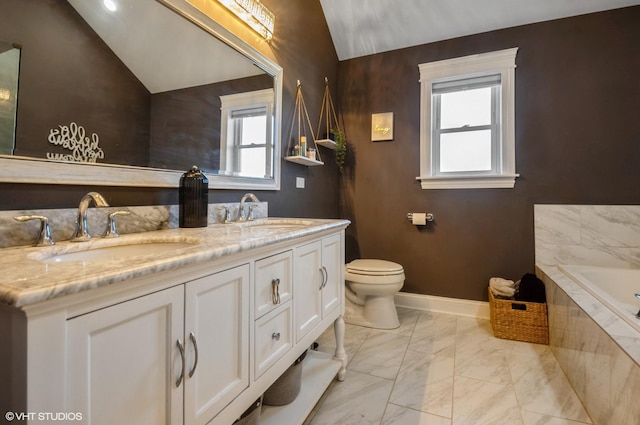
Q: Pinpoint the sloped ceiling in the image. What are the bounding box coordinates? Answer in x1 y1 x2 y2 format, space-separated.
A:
319 0 640 60
68 0 264 94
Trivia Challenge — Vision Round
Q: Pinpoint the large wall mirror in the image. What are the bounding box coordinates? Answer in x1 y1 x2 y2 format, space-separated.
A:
0 42 20 156
0 0 282 189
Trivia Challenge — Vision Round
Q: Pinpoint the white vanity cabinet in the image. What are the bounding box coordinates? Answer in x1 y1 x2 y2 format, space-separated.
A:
254 250 293 319
66 285 185 425
253 250 294 380
294 234 342 343
183 265 250 425
65 264 250 425
1 225 347 425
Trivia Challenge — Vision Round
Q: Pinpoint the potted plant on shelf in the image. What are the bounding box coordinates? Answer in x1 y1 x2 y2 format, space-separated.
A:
316 77 347 173
330 128 347 173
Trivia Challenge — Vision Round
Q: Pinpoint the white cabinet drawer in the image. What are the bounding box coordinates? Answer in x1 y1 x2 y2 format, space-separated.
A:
254 250 292 319
254 302 292 379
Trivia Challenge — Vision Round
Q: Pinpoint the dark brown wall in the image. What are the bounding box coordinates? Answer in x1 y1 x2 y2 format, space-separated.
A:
0 0 340 219
0 0 151 165
338 6 640 301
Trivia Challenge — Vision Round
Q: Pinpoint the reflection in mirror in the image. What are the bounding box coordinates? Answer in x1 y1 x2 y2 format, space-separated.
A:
220 88 274 178
0 0 282 189
0 41 20 156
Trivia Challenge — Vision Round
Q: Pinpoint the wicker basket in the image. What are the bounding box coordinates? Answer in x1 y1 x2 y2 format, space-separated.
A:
262 350 307 406
488 288 549 344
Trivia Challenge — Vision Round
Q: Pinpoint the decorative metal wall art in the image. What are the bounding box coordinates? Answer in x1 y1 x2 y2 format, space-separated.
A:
47 122 104 163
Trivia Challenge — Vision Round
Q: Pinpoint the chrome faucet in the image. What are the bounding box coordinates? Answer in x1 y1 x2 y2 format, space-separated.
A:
635 293 640 319
238 193 259 222
72 192 110 242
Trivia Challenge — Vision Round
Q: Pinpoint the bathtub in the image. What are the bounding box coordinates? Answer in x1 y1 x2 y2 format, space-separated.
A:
559 265 640 333
539 264 640 423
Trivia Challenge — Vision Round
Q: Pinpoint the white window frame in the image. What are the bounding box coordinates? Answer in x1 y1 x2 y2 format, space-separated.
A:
219 88 274 177
417 48 519 189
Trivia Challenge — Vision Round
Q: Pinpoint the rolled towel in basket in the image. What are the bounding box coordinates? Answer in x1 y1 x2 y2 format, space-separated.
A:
490 277 516 298
515 273 546 303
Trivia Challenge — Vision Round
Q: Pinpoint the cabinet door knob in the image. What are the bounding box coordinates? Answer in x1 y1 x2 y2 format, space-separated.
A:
188 332 199 378
271 278 281 304
176 339 185 387
271 332 281 341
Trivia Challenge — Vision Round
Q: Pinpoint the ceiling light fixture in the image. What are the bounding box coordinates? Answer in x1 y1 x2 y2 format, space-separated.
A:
216 0 274 40
103 0 117 12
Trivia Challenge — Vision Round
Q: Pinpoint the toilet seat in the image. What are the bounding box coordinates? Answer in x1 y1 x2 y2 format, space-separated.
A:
346 259 404 276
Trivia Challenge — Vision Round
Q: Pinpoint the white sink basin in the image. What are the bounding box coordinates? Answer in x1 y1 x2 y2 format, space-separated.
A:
31 239 199 263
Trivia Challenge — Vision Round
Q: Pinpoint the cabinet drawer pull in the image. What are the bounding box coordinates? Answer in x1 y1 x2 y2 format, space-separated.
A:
188 332 199 378
271 278 281 304
176 339 185 387
271 332 281 341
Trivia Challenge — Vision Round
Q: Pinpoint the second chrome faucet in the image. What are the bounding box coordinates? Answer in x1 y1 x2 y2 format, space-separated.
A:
238 193 259 222
72 192 110 242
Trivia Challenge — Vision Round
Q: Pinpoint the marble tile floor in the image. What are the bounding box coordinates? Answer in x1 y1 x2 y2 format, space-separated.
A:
304 308 593 425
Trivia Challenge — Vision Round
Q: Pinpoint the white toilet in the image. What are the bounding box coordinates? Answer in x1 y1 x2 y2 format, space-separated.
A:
343 259 405 329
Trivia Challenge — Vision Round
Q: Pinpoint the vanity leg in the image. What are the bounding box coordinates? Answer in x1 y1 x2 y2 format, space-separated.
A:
333 315 347 381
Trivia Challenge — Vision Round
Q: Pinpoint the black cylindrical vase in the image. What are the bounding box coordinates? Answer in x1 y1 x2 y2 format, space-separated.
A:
179 166 208 228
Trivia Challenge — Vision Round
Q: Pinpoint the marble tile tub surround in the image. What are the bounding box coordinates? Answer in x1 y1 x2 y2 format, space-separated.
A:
534 204 640 268
534 204 640 365
538 266 640 425
0 201 268 248
534 204 640 424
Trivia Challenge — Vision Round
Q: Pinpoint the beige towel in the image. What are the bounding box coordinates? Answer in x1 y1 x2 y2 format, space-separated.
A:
489 277 516 298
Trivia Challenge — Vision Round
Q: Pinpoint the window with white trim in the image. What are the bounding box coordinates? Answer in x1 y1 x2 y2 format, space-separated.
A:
220 89 274 178
417 48 519 189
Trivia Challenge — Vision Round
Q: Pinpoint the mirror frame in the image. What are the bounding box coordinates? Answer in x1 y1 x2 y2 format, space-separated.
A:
0 0 283 190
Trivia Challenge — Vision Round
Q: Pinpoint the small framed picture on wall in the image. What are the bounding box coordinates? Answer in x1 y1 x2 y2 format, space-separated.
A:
371 112 394 141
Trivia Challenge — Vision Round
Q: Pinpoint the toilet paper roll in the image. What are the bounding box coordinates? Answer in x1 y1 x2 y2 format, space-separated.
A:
412 213 427 225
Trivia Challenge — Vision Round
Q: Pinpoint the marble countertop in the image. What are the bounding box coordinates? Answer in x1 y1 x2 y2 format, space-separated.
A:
0 218 349 308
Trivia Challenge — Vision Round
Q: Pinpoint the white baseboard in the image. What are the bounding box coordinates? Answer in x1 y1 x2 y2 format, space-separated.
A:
394 292 490 320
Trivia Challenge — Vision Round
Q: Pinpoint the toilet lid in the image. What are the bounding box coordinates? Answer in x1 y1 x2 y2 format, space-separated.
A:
346 259 404 276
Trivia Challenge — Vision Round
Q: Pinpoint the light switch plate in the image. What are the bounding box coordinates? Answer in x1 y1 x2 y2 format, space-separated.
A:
296 177 305 189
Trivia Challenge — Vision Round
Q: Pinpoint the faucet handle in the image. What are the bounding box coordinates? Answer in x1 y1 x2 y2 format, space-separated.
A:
238 202 258 222
104 211 130 238
14 215 56 246
247 204 257 221
217 207 232 224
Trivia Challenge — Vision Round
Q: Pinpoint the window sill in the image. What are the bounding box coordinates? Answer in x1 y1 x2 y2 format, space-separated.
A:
416 174 518 189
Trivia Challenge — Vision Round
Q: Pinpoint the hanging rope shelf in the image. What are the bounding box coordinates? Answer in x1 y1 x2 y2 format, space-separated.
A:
284 80 324 166
315 77 340 150
315 77 347 173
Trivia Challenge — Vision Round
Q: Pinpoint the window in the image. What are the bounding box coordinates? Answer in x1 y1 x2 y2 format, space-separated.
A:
417 48 518 189
220 89 274 178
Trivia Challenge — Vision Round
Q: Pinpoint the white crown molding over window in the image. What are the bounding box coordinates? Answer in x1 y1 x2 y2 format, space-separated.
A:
417 48 519 189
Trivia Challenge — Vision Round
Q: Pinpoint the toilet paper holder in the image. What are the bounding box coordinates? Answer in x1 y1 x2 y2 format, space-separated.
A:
407 212 434 225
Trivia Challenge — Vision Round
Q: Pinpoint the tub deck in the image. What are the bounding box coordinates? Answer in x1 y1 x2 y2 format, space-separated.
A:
537 264 640 366
559 265 640 333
